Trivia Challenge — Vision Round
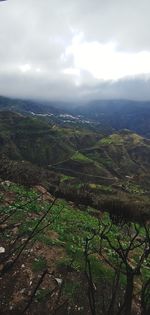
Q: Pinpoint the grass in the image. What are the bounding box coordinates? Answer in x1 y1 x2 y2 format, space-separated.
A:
63 280 80 302
72 152 91 162
32 257 47 272
60 174 74 183
99 132 144 148
89 183 113 192
99 134 123 145
35 288 51 302
1 181 150 301
122 182 145 195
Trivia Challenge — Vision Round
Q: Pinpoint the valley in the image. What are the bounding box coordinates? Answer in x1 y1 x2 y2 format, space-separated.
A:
0 97 150 315
0 105 150 221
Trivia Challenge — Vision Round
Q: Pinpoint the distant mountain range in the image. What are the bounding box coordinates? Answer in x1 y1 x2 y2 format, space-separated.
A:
74 100 150 138
0 96 63 115
0 96 150 138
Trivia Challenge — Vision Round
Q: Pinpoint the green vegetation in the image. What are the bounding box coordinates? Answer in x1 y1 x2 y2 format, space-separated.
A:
32 257 47 272
0 181 150 315
60 174 74 182
0 182 149 277
122 182 145 194
89 183 113 192
0 111 150 205
35 288 52 302
99 134 125 145
71 151 91 162
0 104 150 314
63 281 80 302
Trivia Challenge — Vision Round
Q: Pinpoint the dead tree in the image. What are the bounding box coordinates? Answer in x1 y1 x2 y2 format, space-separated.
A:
83 218 150 315
99 221 150 315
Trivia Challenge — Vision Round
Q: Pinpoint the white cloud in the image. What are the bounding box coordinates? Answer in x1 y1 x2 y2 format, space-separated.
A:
0 0 150 101
65 34 150 80
19 64 31 73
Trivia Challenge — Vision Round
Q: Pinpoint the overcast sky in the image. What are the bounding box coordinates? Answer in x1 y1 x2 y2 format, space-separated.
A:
0 0 150 102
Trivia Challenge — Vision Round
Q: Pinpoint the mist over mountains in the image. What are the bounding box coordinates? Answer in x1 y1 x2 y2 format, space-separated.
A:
1 2 150 314
0 95 150 138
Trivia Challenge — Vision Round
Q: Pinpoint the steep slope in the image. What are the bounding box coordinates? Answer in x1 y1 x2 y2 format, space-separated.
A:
0 181 150 315
83 130 150 178
50 129 150 188
0 111 150 221
0 111 103 166
0 111 150 186
0 111 75 165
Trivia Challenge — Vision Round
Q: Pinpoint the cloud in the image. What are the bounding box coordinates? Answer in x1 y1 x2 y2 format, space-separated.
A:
0 0 150 101
64 34 150 80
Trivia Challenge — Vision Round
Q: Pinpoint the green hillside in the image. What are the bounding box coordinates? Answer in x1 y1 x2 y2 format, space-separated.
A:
0 181 149 315
0 111 150 222
0 111 150 315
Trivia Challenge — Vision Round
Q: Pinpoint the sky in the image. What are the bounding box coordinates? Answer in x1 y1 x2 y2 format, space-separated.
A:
0 0 150 102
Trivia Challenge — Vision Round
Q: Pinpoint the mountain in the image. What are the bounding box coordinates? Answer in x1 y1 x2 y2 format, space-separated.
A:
0 95 65 115
72 100 150 138
1 111 150 180
0 111 101 166
0 110 150 315
53 99 150 137
0 110 150 222
0 96 150 138
83 130 150 178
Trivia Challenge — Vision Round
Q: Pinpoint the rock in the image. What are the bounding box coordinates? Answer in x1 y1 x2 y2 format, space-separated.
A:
14 223 21 227
0 224 8 231
55 278 63 286
1 180 12 187
43 192 54 202
20 288 26 294
34 185 54 201
136 236 144 242
34 185 47 194
12 227 19 235
0 247 5 254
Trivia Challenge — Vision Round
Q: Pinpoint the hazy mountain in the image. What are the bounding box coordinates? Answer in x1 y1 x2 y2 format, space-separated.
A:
73 100 150 138
0 96 150 138
0 96 66 115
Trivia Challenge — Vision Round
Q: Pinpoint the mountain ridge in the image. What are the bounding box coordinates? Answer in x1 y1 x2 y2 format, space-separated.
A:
0 95 150 138
0 110 150 222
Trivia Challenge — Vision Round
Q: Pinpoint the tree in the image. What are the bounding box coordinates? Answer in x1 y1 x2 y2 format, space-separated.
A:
83 216 150 315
